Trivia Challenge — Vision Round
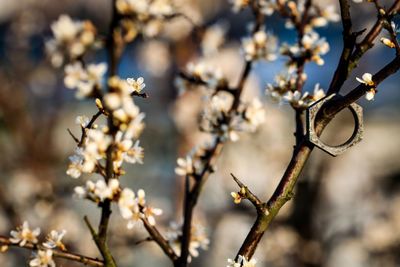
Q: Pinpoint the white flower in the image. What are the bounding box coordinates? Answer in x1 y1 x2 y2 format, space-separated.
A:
245 98 266 130
86 63 107 84
10 221 40 246
43 230 67 251
356 72 374 86
143 206 163 225
94 179 120 201
312 83 325 101
104 92 121 110
118 188 137 219
242 30 278 61
66 154 84 178
124 140 144 164
175 156 194 176
73 185 86 199
73 180 95 199
29 250 55 267
127 77 146 93
365 88 376 101
64 62 87 89
75 115 90 128
51 14 81 42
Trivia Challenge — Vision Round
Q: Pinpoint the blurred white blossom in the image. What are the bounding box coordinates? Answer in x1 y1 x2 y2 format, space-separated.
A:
10 221 40 246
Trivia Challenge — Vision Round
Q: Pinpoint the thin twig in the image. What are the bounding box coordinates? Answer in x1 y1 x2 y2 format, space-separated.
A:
0 235 104 267
231 173 266 211
84 216 116 267
78 110 103 147
327 0 356 95
141 217 179 261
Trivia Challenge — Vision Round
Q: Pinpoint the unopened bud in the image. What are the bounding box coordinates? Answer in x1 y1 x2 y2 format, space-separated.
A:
380 37 395 48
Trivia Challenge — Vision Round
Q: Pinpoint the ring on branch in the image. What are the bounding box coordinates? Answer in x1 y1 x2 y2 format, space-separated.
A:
306 93 364 157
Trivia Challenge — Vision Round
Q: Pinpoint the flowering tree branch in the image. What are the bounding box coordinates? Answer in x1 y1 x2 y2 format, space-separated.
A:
175 6 266 267
0 235 104 267
328 0 400 95
235 24 400 267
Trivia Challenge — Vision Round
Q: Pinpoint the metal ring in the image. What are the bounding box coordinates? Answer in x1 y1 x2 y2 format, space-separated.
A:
306 94 364 157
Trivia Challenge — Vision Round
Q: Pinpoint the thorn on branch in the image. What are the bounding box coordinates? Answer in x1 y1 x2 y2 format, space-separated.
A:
230 173 268 215
67 128 79 144
135 237 153 245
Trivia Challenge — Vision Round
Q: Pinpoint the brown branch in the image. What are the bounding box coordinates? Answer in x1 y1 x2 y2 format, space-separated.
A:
292 0 312 147
327 0 357 95
78 110 103 147
140 218 179 261
67 128 80 144
0 235 104 267
131 91 149 98
84 216 116 267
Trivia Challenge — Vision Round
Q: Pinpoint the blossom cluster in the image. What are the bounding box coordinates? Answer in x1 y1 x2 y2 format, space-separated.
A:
175 144 214 177
48 11 158 233
66 77 146 179
266 70 325 109
118 188 163 228
175 61 227 95
74 179 120 202
74 179 163 228
9 221 67 267
115 0 174 40
281 30 330 67
241 30 278 62
166 222 210 261
63 62 107 99
46 15 98 67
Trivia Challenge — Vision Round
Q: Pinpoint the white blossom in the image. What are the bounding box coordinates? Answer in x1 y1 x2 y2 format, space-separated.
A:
94 179 120 201
43 230 67 251
127 77 146 93
10 221 40 246
356 72 374 86
175 156 194 176
242 30 278 61
29 250 55 267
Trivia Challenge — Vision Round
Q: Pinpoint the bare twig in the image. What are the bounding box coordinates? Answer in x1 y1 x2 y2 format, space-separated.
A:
67 128 80 144
78 110 103 147
0 235 104 267
327 0 357 95
141 217 179 261
84 216 116 267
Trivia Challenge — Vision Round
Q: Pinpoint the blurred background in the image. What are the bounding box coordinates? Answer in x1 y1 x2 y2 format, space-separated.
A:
0 0 400 266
